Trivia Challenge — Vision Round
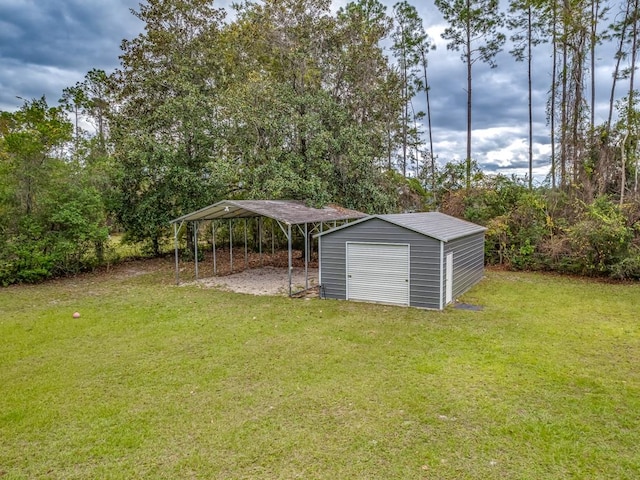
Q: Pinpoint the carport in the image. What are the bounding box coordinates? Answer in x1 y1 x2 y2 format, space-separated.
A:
170 200 366 296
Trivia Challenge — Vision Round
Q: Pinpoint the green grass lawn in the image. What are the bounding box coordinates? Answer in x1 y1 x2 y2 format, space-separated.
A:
1 261 639 479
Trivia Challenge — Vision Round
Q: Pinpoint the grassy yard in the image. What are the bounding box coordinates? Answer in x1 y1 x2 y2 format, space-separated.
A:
1 261 639 479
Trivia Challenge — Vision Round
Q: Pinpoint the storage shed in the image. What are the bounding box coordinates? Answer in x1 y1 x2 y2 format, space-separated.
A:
316 212 486 309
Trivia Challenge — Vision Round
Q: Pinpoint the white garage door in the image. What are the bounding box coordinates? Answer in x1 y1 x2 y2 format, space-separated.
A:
346 243 410 305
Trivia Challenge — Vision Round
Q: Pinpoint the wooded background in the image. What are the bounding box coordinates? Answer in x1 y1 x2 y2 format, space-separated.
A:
1 0 639 284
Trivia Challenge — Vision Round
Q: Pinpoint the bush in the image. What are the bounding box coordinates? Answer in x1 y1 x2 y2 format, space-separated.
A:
0 184 109 285
611 251 640 279
567 197 633 275
480 185 549 270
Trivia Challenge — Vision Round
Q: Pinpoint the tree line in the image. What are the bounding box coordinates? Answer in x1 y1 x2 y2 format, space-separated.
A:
0 0 639 285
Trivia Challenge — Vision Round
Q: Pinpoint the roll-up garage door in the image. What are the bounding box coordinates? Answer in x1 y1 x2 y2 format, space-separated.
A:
346 243 410 305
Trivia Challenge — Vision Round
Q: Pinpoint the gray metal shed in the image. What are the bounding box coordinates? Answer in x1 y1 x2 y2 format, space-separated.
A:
316 212 486 309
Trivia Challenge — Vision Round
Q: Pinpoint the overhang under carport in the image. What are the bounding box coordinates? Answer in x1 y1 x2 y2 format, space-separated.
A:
170 200 366 295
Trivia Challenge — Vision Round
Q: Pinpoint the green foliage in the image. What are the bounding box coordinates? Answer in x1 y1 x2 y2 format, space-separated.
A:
611 250 640 280
223 0 401 211
447 175 640 278
463 174 528 224
0 177 109 285
0 98 108 285
477 185 549 269
106 0 406 254
110 0 230 254
567 196 633 275
5 1 637 283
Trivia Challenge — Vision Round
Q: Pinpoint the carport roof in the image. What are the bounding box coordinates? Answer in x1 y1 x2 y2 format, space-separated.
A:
315 212 486 242
170 200 367 225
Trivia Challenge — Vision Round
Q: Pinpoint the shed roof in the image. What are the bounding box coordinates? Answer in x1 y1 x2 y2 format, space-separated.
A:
315 212 486 242
170 200 367 225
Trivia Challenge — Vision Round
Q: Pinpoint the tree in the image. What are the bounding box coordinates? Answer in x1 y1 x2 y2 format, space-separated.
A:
0 97 71 217
333 0 404 174
390 1 434 185
416 25 437 192
392 1 424 177
622 0 639 198
508 0 550 189
110 0 230 254
588 0 608 134
552 0 590 189
606 1 633 133
222 0 402 212
435 0 506 189
549 0 558 188
59 69 112 159
0 97 108 284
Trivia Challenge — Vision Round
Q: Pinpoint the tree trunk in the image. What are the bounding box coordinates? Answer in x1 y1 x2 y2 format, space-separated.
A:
465 0 472 190
527 4 533 189
560 40 568 188
629 0 638 194
621 131 628 206
550 0 557 189
607 1 630 133
402 60 408 177
590 0 598 132
420 49 436 193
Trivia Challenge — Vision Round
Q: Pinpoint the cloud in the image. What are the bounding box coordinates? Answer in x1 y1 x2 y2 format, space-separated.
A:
0 59 81 109
0 0 142 110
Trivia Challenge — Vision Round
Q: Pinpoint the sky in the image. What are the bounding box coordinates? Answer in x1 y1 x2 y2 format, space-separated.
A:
0 0 625 184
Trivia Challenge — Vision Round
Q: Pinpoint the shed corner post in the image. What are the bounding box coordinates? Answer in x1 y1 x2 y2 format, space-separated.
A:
318 223 323 289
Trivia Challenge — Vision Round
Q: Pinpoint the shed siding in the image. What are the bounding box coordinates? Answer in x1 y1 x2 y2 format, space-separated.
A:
319 218 442 309
444 233 485 302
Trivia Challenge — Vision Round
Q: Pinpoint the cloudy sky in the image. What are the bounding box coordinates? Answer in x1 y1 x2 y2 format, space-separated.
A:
0 0 624 183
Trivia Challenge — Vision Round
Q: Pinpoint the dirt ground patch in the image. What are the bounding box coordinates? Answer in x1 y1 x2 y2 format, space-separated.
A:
178 249 320 296
188 266 319 296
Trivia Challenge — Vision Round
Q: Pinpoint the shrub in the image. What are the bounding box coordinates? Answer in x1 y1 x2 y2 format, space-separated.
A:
567 196 633 275
611 249 640 279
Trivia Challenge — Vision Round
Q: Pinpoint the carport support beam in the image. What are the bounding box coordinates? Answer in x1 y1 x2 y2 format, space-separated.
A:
229 219 233 273
212 221 217 276
258 217 263 266
288 224 292 297
304 222 308 290
244 218 248 268
174 222 180 285
194 222 199 280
